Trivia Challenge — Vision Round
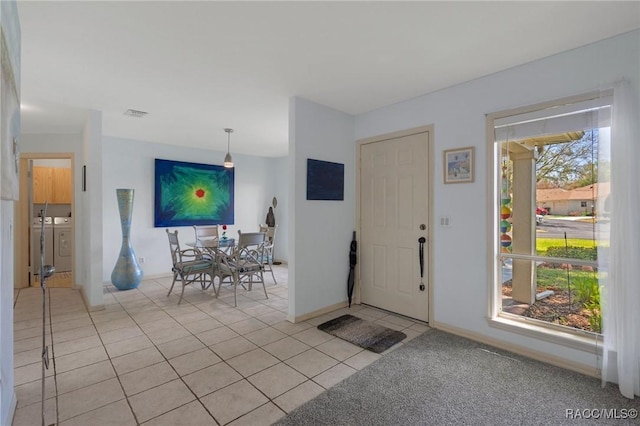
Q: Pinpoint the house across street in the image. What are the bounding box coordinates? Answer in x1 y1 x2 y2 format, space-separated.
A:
536 182 609 217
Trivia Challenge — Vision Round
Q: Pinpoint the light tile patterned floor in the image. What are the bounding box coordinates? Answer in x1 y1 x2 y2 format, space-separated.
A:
12 265 427 425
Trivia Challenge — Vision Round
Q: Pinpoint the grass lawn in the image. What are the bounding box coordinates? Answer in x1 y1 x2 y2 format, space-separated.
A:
536 267 598 291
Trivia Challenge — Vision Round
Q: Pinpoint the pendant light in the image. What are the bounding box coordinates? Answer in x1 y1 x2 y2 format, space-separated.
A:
223 128 234 168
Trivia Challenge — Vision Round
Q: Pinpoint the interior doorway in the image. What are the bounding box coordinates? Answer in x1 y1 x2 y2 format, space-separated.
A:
357 126 433 322
15 153 75 289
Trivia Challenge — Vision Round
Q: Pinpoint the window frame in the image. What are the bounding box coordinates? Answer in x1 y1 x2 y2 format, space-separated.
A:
486 91 610 351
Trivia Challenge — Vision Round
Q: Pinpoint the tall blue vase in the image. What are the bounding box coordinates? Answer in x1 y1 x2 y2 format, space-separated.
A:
111 188 143 290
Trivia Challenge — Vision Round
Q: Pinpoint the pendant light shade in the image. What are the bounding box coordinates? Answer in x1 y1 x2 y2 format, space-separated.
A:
223 128 234 168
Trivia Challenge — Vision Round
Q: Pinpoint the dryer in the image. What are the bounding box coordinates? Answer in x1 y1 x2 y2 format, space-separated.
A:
54 217 73 272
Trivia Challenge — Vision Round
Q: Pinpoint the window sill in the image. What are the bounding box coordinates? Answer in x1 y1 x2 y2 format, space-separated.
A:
489 313 602 355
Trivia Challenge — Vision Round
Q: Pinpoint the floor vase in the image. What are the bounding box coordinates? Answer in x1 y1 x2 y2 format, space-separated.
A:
111 188 143 290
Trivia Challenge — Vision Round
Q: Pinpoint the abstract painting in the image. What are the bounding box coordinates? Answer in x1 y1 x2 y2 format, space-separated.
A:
154 158 234 227
307 158 344 200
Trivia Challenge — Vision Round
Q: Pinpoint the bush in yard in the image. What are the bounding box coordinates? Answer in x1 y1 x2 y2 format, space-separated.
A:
568 275 602 334
572 276 599 305
546 246 597 261
585 298 602 333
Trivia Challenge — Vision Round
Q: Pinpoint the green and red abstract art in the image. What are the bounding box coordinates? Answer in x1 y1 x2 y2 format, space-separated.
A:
154 158 234 227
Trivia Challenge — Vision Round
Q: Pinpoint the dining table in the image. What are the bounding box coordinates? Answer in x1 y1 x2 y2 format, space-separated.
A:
186 237 236 257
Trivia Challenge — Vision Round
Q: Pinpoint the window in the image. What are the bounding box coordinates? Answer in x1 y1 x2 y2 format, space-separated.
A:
488 92 611 343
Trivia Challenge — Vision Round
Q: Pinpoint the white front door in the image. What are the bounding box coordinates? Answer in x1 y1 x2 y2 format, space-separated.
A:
359 130 429 321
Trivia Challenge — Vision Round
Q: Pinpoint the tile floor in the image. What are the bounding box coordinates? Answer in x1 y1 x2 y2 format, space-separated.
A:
12 265 428 425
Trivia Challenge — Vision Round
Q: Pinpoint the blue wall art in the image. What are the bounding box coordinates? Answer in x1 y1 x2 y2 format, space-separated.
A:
306 158 344 201
154 158 234 227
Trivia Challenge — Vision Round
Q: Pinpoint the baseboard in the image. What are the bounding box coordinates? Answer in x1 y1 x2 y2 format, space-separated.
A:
102 272 173 284
292 300 348 323
140 272 174 280
78 285 105 312
431 320 599 378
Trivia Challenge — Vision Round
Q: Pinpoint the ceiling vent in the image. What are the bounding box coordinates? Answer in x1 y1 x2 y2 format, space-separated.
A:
123 109 148 118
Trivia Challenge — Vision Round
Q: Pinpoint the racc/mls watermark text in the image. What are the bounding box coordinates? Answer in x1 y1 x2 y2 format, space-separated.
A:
565 408 638 420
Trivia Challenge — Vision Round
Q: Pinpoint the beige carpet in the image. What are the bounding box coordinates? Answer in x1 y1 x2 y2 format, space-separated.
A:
276 329 640 425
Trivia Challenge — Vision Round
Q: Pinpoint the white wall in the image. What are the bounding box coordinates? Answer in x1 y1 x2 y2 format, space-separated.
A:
20 134 82 155
82 111 104 308
1 0 19 423
33 159 71 168
102 136 286 281
289 97 355 320
354 30 640 369
0 202 15 426
271 156 288 262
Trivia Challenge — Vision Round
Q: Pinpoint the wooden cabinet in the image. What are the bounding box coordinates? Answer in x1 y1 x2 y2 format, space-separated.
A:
52 168 72 203
32 167 53 204
33 167 72 204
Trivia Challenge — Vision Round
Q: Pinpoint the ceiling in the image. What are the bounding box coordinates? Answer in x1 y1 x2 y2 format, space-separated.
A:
16 1 640 158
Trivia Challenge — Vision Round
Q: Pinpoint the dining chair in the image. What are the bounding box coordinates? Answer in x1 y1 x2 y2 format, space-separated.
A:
193 225 219 260
166 229 215 304
259 224 278 284
213 230 268 307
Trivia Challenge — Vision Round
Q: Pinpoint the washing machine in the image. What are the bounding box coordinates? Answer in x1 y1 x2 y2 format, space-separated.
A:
32 217 54 275
54 217 73 272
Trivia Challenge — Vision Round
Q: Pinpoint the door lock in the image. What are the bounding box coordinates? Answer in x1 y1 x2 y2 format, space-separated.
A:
419 224 426 230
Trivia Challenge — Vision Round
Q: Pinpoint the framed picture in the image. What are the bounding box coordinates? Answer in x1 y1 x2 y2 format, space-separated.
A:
443 146 474 184
306 158 344 200
154 158 234 227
